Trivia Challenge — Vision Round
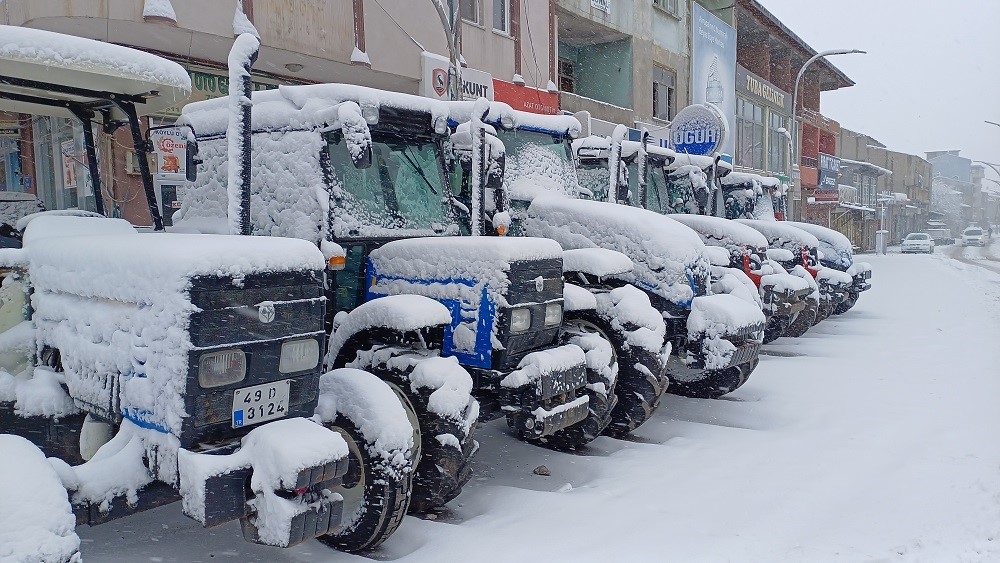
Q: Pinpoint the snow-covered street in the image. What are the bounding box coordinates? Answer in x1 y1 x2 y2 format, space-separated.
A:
75 250 1000 563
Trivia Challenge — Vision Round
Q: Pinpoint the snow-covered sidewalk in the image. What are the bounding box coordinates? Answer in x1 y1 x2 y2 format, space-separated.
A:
75 252 1000 562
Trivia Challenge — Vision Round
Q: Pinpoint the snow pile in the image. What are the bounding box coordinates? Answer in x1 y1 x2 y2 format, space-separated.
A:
326 295 452 364
233 0 259 37
787 264 820 301
523 193 708 306
759 271 810 294
500 345 587 390
572 332 617 395
3 367 78 418
687 294 765 369
173 130 327 243
816 267 853 288
562 282 597 312
315 367 415 478
0 25 191 92
143 0 176 20
713 268 763 310
596 285 667 355
0 435 80 563
562 248 633 278
179 416 347 546
703 245 731 266
0 192 45 227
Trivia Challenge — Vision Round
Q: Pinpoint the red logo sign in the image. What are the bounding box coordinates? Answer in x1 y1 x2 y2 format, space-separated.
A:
492 79 559 115
157 136 185 154
432 68 448 97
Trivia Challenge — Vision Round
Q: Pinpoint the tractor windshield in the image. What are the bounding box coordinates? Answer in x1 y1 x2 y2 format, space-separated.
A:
326 131 456 238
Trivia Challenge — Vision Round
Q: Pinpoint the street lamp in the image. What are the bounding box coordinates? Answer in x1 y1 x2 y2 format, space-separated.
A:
790 48 866 221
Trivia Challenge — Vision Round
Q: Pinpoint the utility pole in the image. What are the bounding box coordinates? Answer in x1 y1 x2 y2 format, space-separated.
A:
431 0 463 101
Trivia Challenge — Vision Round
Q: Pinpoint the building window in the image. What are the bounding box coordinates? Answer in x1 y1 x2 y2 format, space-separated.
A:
735 97 765 170
653 0 679 16
652 66 676 121
559 58 575 94
461 0 481 25
493 0 509 34
767 112 788 174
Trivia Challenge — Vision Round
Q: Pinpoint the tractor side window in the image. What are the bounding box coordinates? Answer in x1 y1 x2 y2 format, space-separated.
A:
0 271 33 376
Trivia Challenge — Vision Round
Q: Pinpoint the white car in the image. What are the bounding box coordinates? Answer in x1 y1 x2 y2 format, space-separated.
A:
901 232 934 253
961 227 985 247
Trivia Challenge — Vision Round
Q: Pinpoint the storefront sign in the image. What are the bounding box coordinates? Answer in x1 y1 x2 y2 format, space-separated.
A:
492 80 558 114
816 152 840 202
421 52 493 102
156 68 279 118
61 139 77 189
591 0 610 14
150 128 188 180
691 3 736 158
0 127 19 138
736 66 792 114
669 103 727 156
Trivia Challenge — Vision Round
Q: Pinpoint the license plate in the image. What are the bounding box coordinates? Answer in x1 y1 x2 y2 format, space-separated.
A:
232 380 291 428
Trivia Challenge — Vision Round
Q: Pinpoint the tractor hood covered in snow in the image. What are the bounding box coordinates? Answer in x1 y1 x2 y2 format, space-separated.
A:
786 221 855 271
522 193 708 307
669 214 769 259
736 219 820 254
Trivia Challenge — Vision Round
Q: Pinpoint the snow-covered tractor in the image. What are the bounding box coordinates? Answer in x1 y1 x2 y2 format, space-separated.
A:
785 221 872 314
0 27 420 556
451 105 765 400
737 219 854 326
172 84 643 487
668 214 814 343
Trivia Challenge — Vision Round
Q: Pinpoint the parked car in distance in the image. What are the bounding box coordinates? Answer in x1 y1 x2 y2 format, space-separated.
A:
925 228 954 245
961 227 985 247
901 232 935 254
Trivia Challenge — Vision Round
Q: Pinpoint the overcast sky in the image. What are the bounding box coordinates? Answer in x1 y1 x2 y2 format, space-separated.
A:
759 0 1000 182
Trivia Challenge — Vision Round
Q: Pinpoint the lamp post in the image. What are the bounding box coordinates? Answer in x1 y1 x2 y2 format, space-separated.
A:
790 48 865 221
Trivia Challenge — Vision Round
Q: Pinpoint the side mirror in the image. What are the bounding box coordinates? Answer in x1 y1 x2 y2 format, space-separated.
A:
185 137 200 182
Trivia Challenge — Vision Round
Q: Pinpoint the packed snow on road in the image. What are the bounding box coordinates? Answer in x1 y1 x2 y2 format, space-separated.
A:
56 250 999 562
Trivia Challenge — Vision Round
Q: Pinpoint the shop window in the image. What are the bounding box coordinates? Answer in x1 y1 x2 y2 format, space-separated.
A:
652 66 676 121
559 58 575 94
767 112 788 174
493 0 510 34
461 0 481 25
735 97 765 170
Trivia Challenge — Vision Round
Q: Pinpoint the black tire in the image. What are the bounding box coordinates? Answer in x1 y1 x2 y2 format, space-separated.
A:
763 314 790 344
669 358 758 399
316 409 413 553
785 299 818 337
570 301 668 438
349 345 478 514
528 315 618 450
834 292 858 315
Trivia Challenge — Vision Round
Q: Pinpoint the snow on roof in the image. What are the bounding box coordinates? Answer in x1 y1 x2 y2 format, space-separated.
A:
720 171 774 187
0 25 191 118
182 82 451 136
669 214 769 250
735 218 820 251
839 158 892 176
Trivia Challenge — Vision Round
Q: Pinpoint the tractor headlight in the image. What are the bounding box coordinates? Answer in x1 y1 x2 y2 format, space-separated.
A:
544 302 563 327
361 103 380 125
279 338 320 374
510 308 532 333
198 349 247 388
434 116 449 135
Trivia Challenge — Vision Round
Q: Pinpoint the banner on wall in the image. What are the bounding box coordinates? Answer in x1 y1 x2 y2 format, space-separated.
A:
492 80 559 114
691 3 736 159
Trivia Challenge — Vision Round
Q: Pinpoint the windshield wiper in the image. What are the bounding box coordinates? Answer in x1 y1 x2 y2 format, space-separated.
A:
400 148 438 195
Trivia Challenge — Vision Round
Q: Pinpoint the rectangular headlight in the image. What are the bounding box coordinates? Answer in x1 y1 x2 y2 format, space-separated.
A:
544 302 563 327
510 308 532 333
279 338 320 374
199 349 247 388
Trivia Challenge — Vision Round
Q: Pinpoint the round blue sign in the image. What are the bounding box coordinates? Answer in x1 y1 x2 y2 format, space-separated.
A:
669 103 727 156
